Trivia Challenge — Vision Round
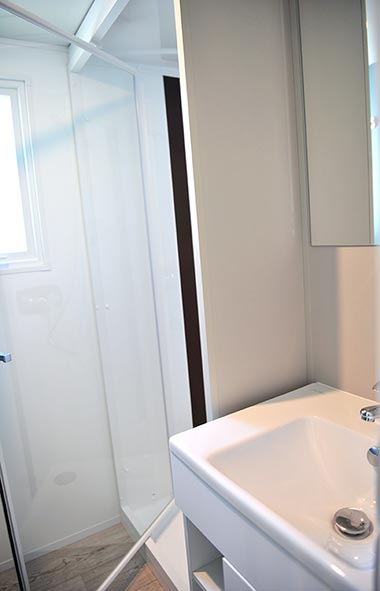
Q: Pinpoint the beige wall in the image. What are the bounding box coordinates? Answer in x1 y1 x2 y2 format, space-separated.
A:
175 0 308 418
175 0 379 416
306 246 379 401
294 0 380 402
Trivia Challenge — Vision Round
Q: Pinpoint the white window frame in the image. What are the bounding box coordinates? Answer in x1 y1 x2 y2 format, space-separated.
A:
0 78 48 273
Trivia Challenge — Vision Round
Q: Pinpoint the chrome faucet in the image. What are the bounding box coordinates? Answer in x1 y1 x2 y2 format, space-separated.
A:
360 406 380 422
361 383 380 467
360 382 380 422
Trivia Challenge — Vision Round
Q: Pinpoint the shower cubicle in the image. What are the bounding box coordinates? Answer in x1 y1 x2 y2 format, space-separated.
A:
0 0 194 589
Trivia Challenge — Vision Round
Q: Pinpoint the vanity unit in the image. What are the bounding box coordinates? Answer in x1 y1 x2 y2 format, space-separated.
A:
170 384 377 591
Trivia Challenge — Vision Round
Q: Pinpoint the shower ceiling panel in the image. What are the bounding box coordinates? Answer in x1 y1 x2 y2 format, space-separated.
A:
0 0 94 45
101 0 178 68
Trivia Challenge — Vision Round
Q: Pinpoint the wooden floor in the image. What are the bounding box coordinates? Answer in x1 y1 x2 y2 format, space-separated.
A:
0 525 165 591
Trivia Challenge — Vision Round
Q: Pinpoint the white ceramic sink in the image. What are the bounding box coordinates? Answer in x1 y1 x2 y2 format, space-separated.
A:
170 383 378 591
209 415 375 569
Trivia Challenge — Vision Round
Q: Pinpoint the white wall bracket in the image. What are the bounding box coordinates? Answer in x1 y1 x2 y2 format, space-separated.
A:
69 0 133 73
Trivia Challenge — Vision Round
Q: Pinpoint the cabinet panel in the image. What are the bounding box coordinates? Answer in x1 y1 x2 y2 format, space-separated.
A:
172 455 331 591
223 558 256 591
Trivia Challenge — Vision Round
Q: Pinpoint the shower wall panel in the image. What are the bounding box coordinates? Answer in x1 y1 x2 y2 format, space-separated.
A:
70 63 173 536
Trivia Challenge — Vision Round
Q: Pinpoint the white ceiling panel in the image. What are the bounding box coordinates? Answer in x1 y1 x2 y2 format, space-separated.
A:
101 0 178 67
0 0 94 46
0 0 178 70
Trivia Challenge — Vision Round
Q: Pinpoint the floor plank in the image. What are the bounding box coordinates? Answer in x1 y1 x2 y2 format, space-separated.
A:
83 552 145 591
69 526 133 549
0 577 20 591
0 526 167 591
47 575 87 591
126 565 165 591
0 566 20 591
26 526 133 591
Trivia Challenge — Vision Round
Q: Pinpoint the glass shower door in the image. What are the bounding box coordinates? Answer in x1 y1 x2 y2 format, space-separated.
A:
0 1 193 588
0 22 172 591
69 60 174 539
0 41 128 579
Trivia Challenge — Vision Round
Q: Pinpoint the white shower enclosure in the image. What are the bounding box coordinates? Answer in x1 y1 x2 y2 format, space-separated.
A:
0 1 192 589
70 60 193 535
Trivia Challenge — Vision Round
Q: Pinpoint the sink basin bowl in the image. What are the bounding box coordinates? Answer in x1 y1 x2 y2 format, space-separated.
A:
170 383 378 591
209 416 376 568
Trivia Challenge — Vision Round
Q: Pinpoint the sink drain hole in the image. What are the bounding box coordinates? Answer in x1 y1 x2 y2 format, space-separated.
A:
333 508 373 540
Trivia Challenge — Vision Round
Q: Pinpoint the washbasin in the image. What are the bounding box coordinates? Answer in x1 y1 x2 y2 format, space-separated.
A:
208 416 376 568
170 383 379 591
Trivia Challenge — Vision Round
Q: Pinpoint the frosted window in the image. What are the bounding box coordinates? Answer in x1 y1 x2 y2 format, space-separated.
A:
0 94 28 255
0 80 46 273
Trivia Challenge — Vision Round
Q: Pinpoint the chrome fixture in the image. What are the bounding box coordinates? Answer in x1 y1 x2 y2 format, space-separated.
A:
367 446 380 467
333 508 373 539
360 405 380 422
360 382 380 422
0 352 12 363
360 383 380 467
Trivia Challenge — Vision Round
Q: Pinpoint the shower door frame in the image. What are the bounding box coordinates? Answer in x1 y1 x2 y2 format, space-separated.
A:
0 435 30 591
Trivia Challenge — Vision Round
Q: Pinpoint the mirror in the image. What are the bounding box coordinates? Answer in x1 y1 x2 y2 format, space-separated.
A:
296 0 379 246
